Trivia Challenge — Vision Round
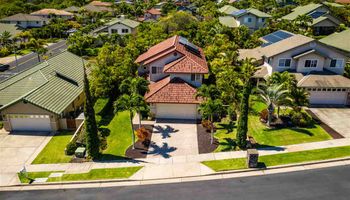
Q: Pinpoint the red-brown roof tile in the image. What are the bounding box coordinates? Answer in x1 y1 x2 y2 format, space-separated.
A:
145 77 202 104
147 8 162 15
90 1 113 7
136 35 208 74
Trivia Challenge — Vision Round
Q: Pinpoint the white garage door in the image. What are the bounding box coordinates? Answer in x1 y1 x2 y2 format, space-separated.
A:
156 104 198 119
9 115 52 131
309 91 347 105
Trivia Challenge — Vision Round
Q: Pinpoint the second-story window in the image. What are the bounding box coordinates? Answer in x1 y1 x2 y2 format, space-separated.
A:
278 59 291 68
151 66 162 74
305 60 317 68
191 74 201 81
330 59 343 68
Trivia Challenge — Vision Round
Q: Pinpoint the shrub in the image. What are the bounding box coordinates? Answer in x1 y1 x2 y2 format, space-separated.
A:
135 127 150 142
100 137 108 150
227 106 237 121
0 47 11 57
260 109 269 122
201 120 215 132
290 110 313 127
65 141 78 155
0 121 3 129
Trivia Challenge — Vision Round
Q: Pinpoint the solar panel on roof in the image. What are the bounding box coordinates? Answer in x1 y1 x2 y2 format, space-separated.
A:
231 9 246 17
308 11 326 19
261 30 294 47
179 36 201 57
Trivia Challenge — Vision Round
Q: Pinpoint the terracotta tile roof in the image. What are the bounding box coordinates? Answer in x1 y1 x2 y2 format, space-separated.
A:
31 9 74 16
163 56 209 74
136 35 208 74
145 77 202 104
90 1 113 6
147 8 162 15
335 0 350 4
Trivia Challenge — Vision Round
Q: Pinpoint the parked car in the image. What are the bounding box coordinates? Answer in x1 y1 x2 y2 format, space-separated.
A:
0 64 10 72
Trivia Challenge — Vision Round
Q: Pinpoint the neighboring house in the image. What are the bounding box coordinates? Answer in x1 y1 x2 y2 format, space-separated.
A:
31 9 74 20
92 16 140 35
219 5 271 31
0 51 86 132
0 13 48 29
154 2 167 10
90 1 113 7
115 0 134 4
282 3 342 35
83 4 114 13
335 0 350 4
64 6 81 13
135 35 209 120
320 29 350 55
174 0 191 6
239 30 350 106
0 23 22 38
143 8 162 21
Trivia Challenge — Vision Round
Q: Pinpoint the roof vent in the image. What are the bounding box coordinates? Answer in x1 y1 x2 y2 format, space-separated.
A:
55 71 79 86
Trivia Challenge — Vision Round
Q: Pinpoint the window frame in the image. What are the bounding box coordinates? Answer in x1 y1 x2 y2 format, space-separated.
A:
278 58 292 68
330 59 343 68
121 28 129 33
304 59 318 68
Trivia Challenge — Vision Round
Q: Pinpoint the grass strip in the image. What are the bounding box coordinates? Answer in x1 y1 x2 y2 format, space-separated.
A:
47 167 142 182
203 146 350 172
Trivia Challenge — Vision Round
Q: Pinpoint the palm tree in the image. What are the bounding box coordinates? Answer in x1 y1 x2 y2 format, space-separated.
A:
27 38 47 62
0 31 12 47
119 77 149 128
258 84 290 126
195 84 220 101
115 94 148 149
198 99 223 144
290 87 309 111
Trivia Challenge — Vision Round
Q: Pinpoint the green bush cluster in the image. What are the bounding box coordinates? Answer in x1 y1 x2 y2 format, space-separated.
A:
290 110 313 127
65 141 78 155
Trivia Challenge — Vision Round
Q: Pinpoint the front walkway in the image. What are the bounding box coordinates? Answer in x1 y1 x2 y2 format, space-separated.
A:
146 120 199 159
309 108 350 138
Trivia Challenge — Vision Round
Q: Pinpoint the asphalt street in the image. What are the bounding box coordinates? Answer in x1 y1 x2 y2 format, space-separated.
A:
0 40 67 81
1 165 350 200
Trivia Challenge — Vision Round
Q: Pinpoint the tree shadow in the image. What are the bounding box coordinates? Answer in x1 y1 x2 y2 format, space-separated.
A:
97 99 115 127
256 144 286 151
98 154 146 163
218 138 237 151
147 142 177 158
264 127 314 136
153 125 179 139
217 121 236 134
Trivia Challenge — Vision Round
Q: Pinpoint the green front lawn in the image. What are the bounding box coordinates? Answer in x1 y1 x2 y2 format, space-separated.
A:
213 96 331 151
18 171 64 184
32 131 73 164
100 111 133 160
203 146 350 172
47 167 142 182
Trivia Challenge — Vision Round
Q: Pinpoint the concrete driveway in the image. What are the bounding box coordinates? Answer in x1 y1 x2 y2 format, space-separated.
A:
0 130 52 186
309 108 350 138
147 120 198 159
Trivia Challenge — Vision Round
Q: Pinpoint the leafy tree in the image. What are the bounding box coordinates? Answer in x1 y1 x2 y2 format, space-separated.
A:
83 65 100 159
198 99 223 144
27 38 47 62
114 94 148 149
344 63 350 79
290 87 309 111
258 84 290 126
196 84 220 101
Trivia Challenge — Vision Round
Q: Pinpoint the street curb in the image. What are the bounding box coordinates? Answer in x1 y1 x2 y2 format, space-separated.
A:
1 156 350 190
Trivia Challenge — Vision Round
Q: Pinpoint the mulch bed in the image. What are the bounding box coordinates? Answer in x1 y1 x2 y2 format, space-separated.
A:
197 124 219 154
125 125 153 159
306 110 344 139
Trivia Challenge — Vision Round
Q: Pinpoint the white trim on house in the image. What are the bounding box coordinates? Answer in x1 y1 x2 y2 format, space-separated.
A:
278 58 292 68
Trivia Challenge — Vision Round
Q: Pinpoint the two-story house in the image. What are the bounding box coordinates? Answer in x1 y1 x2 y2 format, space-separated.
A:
239 30 350 106
135 36 208 120
282 3 342 35
92 16 140 36
219 5 271 31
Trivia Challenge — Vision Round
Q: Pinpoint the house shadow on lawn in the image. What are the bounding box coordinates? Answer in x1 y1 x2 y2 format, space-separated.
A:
256 144 285 151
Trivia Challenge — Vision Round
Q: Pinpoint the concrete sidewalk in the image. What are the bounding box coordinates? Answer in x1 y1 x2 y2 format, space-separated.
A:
3 138 350 187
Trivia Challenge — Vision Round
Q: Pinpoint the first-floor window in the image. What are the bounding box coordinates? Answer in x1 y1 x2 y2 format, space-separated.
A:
305 60 317 68
191 74 201 81
111 29 118 33
330 59 343 68
278 59 291 68
122 29 129 33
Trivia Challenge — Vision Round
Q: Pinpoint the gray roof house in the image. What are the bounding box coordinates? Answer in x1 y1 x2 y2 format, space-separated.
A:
219 5 271 31
282 3 343 35
0 13 48 29
92 16 140 35
239 30 350 106
0 51 87 132
0 23 22 38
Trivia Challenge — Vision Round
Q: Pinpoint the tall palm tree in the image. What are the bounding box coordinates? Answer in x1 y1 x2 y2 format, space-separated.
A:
0 31 12 47
290 87 309 111
119 77 149 128
258 84 290 126
27 38 47 62
198 99 223 144
114 94 148 149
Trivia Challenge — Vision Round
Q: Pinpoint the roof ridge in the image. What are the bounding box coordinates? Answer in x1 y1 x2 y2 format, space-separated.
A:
163 56 186 72
145 76 171 100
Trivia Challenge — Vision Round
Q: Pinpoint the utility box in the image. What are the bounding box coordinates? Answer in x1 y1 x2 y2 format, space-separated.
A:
75 147 86 158
247 149 259 168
